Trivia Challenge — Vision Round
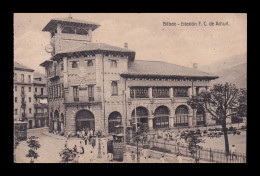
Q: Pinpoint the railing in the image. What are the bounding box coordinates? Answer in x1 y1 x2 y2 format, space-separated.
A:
48 70 56 78
21 101 26 108
126 139 246 163
34 112 48 117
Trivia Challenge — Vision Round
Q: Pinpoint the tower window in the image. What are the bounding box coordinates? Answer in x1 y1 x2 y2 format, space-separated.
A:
29 97 31 102
111 60 117 68
73 86 79 101
29 87 31 92
72 61 79 68
62 27 75 34
15 109 18 115
76 28 88 35
29 108 32 114
15 97 17 103
111 81 118 96
15 86 17 92
87 60 93 67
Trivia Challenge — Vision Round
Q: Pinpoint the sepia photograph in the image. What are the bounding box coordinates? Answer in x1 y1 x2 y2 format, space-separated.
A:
13 13 247 163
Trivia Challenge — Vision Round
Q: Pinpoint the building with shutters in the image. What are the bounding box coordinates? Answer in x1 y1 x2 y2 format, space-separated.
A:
14 62 49 129
40 16 219 136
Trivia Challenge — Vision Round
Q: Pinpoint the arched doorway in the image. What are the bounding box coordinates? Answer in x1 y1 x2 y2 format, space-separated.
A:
175 105 189 127
108 111 122 134
54 110 60 132
153 106 170 129
75 110 95 131
50 112 54 130
196 107 205 126
61 113 64 131
131 107 149 128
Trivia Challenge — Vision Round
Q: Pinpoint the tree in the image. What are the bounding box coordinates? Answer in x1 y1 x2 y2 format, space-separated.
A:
187 83 240 155
186 131 205 163
59 147 79 163
25 136 41 163
237 88 247 118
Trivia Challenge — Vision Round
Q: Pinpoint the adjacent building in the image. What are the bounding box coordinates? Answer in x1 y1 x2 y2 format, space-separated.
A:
40 16 219 136
14 62 48 129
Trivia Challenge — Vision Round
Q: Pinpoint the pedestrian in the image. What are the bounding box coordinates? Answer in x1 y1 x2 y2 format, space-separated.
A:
108 152 113 162
177 153 183 163
79 141 84 154
160 155 166 163
231 145 237 160
89 151 94 163
92 137 96 149
64 140 68 149
73 145 78 153
131 151 136 163
84 136 88 145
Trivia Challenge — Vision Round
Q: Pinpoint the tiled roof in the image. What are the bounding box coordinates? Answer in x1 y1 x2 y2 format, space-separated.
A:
33 72 46 84
122 60 218 79
56 43 134 54
42 18 100 32
14 62 34 72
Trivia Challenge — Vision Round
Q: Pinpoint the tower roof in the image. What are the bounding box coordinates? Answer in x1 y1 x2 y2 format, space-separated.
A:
42 18 100 32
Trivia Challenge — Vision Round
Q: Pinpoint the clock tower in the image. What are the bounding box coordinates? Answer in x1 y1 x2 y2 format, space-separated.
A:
42 15 100 55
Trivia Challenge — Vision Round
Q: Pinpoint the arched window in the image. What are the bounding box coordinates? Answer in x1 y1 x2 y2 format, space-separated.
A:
111 81 118 96
153 106 170 129
108 111 122 134
175 105 189 127
131 107 149 125
62 27 75 34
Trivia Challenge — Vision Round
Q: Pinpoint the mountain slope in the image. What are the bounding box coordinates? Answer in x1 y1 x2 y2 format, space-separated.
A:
199 54 247 88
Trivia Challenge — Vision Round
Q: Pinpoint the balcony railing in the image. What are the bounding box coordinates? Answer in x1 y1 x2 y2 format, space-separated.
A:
21 101 26 108
74 97 79 102
33 103 48 108
34 112 48 118
89 97 94 102
47 70 58 79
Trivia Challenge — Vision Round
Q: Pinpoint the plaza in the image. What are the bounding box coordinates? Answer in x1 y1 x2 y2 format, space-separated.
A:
14 125 246 163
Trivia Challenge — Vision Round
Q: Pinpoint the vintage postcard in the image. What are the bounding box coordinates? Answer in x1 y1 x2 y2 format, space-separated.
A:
14 13 247 163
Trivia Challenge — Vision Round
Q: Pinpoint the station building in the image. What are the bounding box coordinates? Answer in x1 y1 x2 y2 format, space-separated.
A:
40 17 219 136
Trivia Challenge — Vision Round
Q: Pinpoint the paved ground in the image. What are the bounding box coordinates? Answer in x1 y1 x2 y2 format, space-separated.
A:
14 128 162 163
14 126 246 163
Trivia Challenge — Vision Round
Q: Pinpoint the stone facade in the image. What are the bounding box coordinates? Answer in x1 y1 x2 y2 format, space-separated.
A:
40 17 224 137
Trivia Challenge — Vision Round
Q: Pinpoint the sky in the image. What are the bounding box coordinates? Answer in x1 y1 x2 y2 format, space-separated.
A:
14 13 247 73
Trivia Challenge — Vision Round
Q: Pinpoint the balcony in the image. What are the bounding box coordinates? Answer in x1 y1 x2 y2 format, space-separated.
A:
34 112 48 118
34 93 48 98
21 101 26 108
21 112 27 121
47 70 59 79
34 102 48 108
21 92 26 98
89 97 94 102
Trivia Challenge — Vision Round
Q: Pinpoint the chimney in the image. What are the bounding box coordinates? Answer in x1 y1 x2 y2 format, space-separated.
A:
124 43 128 49
193 63 198 70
